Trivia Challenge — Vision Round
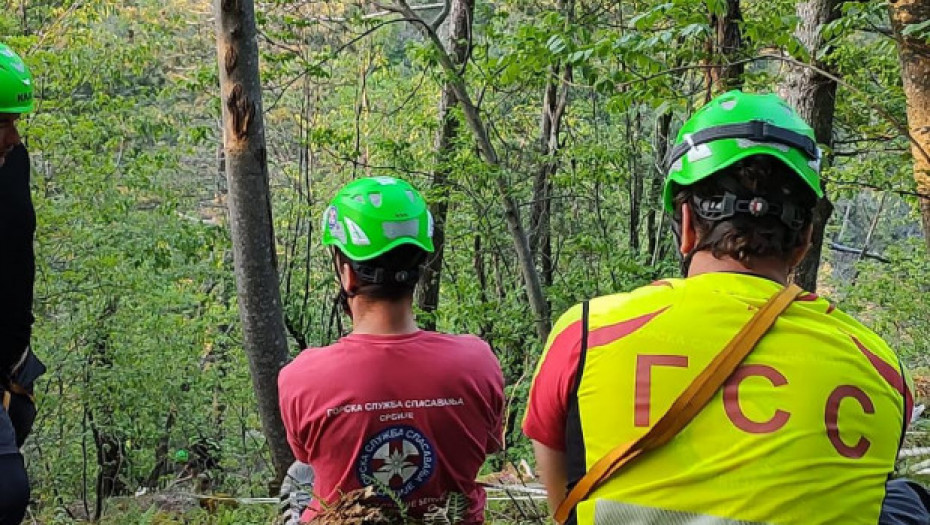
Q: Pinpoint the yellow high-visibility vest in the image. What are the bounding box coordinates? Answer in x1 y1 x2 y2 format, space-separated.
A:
527 273 911 525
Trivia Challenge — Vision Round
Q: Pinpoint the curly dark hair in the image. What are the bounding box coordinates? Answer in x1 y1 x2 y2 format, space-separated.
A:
672 155 818 267
335 244 427 301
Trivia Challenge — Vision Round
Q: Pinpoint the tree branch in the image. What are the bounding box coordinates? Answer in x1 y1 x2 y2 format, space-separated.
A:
264 18 418 112
430 0 451 31
829 242 890 263
821 177 930 200
761 52 930 166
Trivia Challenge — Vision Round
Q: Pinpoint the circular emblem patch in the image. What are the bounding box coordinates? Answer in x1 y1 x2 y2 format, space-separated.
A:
356 425 435 498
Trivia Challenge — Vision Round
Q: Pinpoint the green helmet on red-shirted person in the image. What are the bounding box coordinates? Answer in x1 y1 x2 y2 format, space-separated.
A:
321 176 434 262
662 90 823 213
0 43 34 114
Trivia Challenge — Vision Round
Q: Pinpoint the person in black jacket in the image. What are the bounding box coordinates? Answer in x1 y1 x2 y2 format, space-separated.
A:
0 42 39 525
0 143 35 375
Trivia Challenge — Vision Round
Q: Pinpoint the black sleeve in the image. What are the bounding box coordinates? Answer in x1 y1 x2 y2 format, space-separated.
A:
0 144 36 378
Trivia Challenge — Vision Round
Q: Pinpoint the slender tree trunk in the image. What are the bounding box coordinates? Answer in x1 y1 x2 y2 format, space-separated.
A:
88 299 127 517
837 199 852 242
530 0 574 287
21 1 28 34
530 80 557 260
416 0 475 329
648 112 673 258
392 3 551 340
851 192 888 284
705 0 744 100
473 235 493 342
212 0 293 485
144 410 175 488
530 67 571 286
627 110 643 253
780 0 840 291
889 0 930 251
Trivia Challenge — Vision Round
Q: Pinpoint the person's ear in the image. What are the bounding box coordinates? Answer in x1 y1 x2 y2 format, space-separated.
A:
789 224 814 269
341 262 358 294
679 202 697 255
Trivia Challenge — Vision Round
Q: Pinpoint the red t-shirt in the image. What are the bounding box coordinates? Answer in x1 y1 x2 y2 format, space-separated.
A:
278 330 504 524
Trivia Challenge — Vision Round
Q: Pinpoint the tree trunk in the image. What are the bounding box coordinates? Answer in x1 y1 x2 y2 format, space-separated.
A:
780 0 841 291
627 110 643 253
416 0 475 329
530 0 574 287
889 0 930 251
705 0 744 100
212 0 293 486
648 112 673 258
530 67 570 286
473 235 494 342
143 410 175 488
88 299 128 518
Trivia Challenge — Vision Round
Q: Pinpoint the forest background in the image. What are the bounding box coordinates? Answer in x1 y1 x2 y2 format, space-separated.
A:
2 0 930 522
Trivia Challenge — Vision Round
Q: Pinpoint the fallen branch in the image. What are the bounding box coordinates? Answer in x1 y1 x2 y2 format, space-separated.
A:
829 242 890 263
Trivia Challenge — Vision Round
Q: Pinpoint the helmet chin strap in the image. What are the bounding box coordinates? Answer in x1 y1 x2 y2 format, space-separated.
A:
326 291 347 341
328 248 422 330
330 250 355 322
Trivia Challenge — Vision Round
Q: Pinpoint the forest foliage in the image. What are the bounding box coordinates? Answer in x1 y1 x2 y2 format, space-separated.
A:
1 0 929 522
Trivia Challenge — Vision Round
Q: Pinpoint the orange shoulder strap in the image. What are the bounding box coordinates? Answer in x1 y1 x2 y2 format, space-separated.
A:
553 283 803 524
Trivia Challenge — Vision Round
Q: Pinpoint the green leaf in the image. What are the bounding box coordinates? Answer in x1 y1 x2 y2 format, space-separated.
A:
902 20 930 39
547 35 567 54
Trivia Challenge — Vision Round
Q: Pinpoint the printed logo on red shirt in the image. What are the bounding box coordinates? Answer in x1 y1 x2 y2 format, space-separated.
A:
357 425 436 498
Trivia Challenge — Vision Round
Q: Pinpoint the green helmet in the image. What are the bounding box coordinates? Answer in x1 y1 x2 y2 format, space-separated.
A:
322 176 434 261
662 90 823 212
0 43 34 114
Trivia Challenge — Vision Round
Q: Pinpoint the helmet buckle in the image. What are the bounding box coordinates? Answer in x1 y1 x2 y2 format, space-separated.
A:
747 120 767 142
748 197 769 217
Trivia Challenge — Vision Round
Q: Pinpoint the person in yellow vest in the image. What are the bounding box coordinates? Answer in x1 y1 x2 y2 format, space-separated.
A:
523 91 926 525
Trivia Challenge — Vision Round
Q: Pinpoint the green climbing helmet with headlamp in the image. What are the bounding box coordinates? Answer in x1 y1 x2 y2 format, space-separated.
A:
662 90 824 213
321 176 434 261
0 43 34 114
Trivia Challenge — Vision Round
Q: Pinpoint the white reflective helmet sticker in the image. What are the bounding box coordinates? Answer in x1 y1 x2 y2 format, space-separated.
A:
683 134 712 163
736 139 790 153
324 206 347 244
345 217 371 245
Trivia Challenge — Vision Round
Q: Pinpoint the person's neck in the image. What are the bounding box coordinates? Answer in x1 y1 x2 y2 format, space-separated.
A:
348 296 420 335
687 251 790 285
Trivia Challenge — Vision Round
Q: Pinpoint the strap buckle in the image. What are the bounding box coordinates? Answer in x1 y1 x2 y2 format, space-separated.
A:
693 192 806 230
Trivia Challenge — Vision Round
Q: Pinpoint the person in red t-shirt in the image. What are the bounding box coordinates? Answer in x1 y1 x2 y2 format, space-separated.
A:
278 176 505 524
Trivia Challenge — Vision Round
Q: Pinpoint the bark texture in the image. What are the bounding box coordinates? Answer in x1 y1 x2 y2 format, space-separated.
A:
705 0 745 100
890 0 930 251
416 0 475 328
780 0 840 291
213 0 294 485
530 0 574 286
648 112 673 259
